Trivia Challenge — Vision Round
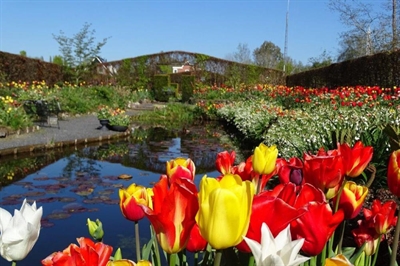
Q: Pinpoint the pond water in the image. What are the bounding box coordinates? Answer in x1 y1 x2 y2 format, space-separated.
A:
0 123 247 265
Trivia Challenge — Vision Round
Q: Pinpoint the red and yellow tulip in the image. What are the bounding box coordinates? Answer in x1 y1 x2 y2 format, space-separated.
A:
387 149 400 197
338 141 373 178
166 158 196 183
334 181 368 219
119 183 152 222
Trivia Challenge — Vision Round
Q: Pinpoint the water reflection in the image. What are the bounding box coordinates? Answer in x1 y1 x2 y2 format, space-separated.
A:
0 123 242 265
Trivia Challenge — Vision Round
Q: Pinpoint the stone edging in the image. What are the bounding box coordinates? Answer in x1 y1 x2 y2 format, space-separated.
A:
0 130 131 157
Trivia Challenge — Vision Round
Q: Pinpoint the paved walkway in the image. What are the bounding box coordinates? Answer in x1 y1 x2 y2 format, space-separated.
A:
0 103 160 157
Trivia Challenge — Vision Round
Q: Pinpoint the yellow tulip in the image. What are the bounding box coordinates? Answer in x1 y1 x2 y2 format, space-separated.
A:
325 254 353 266
196 174 255 250
252 143 278 175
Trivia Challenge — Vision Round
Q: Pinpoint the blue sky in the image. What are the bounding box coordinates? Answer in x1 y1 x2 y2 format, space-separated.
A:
0 0 386 65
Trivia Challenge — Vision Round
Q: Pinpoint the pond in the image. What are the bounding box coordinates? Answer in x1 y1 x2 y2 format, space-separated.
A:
0 122 247 265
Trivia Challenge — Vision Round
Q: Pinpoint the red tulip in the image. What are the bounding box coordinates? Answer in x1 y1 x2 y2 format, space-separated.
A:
232 156 256 182
303 147 344 192
215 150 235 175
333 181 368 219
290 202 344 256
119 183 152 222
338 141 373 177
352 224 380 256
186 223 207 253
363 199 397 235
141 176 198 254
387 149 400 197
41 237 113 266
277 157 304 186
166 158 196 183
236 188 307 253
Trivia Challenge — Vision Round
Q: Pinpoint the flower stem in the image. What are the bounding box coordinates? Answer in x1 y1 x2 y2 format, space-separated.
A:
371 236 381 266
390 208 400 266
214 250 223 266
135 221 141 261
11 261 16 266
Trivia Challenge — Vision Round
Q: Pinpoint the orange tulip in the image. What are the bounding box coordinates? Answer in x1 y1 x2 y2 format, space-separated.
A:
387 149 400 197
141 176 198 253
338 141 373 177
41 237 112 266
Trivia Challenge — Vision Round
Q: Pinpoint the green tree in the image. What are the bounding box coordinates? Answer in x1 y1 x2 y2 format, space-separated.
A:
308 50 333 69
53 22 111 83
19 50 27 57
253 41 283 69
52 55 64 66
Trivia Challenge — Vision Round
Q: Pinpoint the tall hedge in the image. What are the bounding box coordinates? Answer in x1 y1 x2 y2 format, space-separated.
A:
152 74 170 102
181 75 195 103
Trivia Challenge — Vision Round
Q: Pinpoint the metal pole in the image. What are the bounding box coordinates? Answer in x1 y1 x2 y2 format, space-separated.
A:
283 0 290 74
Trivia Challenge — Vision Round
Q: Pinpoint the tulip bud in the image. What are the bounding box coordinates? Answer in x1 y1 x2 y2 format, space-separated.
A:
87 218 104 241
387 149 400 197
252 143 278 175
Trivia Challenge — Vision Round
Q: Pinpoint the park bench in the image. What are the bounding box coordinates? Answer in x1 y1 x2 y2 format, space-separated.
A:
23 100 62 129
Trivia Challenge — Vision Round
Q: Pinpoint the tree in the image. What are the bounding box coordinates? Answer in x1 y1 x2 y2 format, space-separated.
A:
253 41 283 69
52 55 64 66
308 50 333 69
19 50 27 57
329 0 398 61
225 43 253 64
53 22 111 82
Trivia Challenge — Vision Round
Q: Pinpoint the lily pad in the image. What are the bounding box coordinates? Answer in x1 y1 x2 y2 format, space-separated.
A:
118 174 132 180
47 211 71 220
23 191 46 197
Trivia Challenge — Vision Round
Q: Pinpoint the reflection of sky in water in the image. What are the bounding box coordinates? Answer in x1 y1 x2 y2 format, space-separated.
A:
0 134 236 266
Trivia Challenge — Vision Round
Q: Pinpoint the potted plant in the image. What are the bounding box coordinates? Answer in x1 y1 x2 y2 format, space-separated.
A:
108 113 130 132
96 105 112 129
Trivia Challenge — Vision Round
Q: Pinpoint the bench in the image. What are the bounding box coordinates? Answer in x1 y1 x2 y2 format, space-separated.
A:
23 100 62 129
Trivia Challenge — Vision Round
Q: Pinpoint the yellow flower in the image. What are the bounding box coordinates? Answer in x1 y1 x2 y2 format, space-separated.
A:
196 174 255 250
325 254 354 266
252 143 278 175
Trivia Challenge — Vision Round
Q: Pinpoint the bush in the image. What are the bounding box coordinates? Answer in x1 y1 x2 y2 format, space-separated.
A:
181 75 195 103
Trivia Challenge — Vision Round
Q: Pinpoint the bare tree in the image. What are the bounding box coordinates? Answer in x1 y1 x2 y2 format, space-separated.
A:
329 0 398 61
225 43 253 64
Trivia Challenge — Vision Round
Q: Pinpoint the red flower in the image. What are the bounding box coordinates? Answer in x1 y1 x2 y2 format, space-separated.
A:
333 181 368 219
352 224 380 256
236 186 307 253
215 150 235 175
303 147 344 192
166 158 196 184
387 149 400 197
186 223 207 253
41 237 112 266
232 156 257 182
141 176 199 254
338 141 373 178
277 157 304 186
363 199 397 235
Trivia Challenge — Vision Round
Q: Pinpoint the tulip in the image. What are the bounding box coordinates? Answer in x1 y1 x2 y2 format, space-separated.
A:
363 199 397 235
252 143 278 175
277 157 304 186
107 260 152 266
0 199 43 262
351 225 380 256
186 223 207 253
290 202 344 256
232 155 257 182
166 157 196 183
338 141 373 178
243 223 310 266
119 183 152 222
387 149 400 197
303 147 344 192
196 174 255 250
236 189 307 253
325 254 354 266
215 150 235 175
333 181 368 219
140 176 198 254
41 237 113 266
87 218 104 241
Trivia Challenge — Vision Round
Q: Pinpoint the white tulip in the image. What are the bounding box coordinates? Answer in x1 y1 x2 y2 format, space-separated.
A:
0 199 43 262
243 223 310 266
